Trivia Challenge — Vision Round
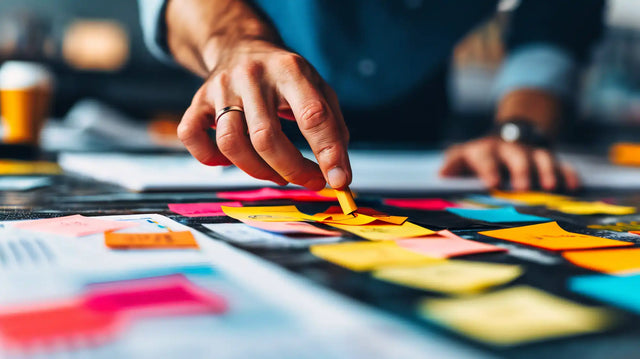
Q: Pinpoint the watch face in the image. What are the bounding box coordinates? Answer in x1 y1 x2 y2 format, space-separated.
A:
501 122 521 143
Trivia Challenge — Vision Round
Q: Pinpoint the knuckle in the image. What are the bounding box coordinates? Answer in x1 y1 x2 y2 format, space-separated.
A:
234 61 264 80
216 130 239 155
276 53 306 72
250 126 278 153
298 101 329 132
316 143 340 162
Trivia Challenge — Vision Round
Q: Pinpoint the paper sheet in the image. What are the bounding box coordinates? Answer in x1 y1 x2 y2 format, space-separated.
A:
478 222 633 251
383 198 459 210
203 223 343 248
216 187 337 202
446 207 549 223
239 220 342 237
0 176 52 191
168 202 242 217
419 286 615 346
221 205 316 222
396 230 506 258
571 275 640 314
373 260 522 295
104 231 200 249
310 241 442 271
562 248 640 274
12 214 139 237
328 221 435 241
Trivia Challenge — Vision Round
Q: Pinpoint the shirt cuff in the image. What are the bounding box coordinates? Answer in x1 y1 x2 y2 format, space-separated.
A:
138 0 174 64
493 44 577 101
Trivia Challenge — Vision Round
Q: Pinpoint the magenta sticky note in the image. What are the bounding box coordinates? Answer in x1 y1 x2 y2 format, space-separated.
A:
396 230 506 258
383 198 459 210
217 187 335 202
83 275 228 317
168 202 242 217
12 215 139 237
241 220 342 236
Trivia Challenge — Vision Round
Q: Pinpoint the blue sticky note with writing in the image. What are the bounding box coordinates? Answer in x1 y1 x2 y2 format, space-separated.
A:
446 206 549 223
570 275 640 313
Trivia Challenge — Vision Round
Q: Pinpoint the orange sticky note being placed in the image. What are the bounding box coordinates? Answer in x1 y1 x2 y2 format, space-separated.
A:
479 222 632 251
105 231 199 249
563 248 640 274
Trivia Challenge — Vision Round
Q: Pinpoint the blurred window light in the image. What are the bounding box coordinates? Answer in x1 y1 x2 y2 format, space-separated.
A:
607 0 640 30
63 20 129 71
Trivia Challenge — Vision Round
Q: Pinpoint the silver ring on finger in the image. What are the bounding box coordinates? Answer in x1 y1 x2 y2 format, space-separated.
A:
214 105 244 128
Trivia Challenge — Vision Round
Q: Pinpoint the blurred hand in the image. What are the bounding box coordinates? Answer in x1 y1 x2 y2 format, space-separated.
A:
177 40 351 191
439 136 580 191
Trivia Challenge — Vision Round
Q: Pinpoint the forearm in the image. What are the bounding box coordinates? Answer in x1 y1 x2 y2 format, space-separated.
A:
165 0 280 76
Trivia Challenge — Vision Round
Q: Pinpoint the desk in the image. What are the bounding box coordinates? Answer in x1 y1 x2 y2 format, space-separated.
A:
2 151 640 358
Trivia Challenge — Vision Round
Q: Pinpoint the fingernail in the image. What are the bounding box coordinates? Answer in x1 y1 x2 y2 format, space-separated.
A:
327 167 347 189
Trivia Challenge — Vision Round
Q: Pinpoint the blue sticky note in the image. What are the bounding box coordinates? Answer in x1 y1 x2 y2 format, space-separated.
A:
446 206 550 223
571 275 640 313
465 195 517 207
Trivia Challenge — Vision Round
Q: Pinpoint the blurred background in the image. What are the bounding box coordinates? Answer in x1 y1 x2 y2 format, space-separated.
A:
1 0 640 151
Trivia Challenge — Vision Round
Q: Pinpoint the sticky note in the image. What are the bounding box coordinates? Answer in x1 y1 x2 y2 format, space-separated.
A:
0 160 62 175
588 221 640 232
479 222 632 251
419 286 615 346
491 191 572 206
383 198 459 210
0 302 120 348
310 241 442 271
562 248 640 274
105 231 199 249
168 201 242 217
396 230 506 258
240 220 342 237
571 274 640 314
217 187 337 202
329 221 435 241
446 206 549 223
83 275 227 316
464 195 516 207
312 206 407 226
221 205 315 222
335 187 358 214
374 260 522 295
548 201 636 215
13 214 139 237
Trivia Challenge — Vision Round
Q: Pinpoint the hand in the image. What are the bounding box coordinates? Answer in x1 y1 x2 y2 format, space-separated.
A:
439 136 580 191
177 40 351 191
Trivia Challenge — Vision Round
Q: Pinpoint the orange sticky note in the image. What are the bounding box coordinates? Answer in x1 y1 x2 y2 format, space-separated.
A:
313 206 408 226
105 231 199 249
479 222 632 251
563 248 640 274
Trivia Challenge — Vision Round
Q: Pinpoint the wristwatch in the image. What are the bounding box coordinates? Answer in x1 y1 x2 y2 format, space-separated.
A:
495 119 551 148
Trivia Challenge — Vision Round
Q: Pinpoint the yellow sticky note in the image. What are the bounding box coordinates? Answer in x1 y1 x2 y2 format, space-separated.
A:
563 248 640 274
549 200 636 215
310 241 442 271
479 221 632 251
0 160 62 175
491 191 572 206
419 286 615 346
318 213 407 226
373 261 522 295
105 231 199 249
329 221 435 241
221 205 315 222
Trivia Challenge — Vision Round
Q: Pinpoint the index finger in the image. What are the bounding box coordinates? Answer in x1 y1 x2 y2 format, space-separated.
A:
278 78 351 189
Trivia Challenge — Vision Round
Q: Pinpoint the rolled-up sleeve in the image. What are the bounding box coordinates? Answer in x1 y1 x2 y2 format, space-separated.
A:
137 0 173 63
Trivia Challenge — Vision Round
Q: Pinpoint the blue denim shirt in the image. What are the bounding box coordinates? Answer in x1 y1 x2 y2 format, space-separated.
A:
138 0 603 110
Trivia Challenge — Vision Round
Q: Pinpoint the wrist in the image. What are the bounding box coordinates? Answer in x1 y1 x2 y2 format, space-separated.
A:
495 88 562 139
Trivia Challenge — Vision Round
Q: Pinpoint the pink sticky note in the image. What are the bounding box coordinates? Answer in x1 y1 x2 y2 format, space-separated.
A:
12 215 139 237
83 275 228 317
396 230 506 258
383 198 459 210
168 202 242 217
217 187 336 202
241 219 342 236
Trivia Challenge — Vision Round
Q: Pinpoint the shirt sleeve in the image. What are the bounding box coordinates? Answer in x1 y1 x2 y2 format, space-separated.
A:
137 0 174 63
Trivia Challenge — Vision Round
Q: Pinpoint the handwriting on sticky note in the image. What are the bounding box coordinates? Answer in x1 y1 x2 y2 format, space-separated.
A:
419 285 615 346
328 221 434 241
222 205 315 222
374 260 522 294
563 248 640 274
396 230 506 258
479 221 632 251
310 241 442 271
383 198 459 210
105 231 199 249
217 187 337 201
13 214 139 237
240 220 341 236
168 202 242 217
446 206 549 223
